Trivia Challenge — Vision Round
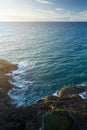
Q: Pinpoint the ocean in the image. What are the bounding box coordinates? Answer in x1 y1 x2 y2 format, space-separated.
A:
0 22 87 106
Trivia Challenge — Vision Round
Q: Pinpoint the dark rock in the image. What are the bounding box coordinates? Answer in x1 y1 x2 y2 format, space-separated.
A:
58 85 87 97
44 109 79 130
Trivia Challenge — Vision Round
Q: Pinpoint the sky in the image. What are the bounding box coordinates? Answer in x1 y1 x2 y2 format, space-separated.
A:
0 0 87 21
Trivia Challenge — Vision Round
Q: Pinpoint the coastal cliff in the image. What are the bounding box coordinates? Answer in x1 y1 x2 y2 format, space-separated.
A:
0 59 87 130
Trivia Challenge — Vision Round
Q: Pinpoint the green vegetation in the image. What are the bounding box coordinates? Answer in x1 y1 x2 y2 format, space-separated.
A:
44 109 73 130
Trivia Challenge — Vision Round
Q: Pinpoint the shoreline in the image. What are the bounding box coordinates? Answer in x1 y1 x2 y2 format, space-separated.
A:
0 59 18 107
0 59 87 130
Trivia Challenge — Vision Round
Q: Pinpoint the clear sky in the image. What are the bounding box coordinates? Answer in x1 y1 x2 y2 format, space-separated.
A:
0 0 87 21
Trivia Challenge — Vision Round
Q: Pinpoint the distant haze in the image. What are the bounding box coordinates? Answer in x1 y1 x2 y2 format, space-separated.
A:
0 0 87 21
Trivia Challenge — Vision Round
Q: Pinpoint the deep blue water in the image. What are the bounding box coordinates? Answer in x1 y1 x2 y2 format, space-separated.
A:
0 22 87 105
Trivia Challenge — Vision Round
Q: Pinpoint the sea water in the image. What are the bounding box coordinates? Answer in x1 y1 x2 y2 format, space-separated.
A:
0 22 87 105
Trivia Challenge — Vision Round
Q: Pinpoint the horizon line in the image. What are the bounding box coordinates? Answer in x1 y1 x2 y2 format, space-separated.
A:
0 21 87 22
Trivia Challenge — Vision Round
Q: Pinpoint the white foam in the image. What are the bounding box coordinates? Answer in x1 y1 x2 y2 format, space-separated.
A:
6 61 29 76
76 83 87 87
7 60 36 106
9 80 25 88
6 73 12 76
8 60 35 87
12 61 29 75
53 90 59 97
79 91 87 100
8 86 29 106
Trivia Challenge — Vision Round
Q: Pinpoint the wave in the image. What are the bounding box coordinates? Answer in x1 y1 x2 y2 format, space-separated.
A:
8 60 36 106
53 90 59 96
79 92 87 100
7 60 87 106
12 61 29 75
78 83 87 100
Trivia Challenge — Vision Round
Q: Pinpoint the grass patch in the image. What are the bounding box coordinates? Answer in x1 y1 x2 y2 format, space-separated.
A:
44 109 73 130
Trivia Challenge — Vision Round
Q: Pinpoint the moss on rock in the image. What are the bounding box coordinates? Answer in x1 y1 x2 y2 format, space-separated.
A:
44 109 73 130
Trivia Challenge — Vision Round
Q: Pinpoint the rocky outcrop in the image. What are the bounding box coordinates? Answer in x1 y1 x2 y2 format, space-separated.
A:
0 59 87 130
0 85 86 130
0 59 17 96
58 85 87 97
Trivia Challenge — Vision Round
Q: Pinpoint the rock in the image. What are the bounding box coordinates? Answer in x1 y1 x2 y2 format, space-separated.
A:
42 96 58 101
58 85 87 97
0 86 87 130
0 59 17 73
44 109 78 130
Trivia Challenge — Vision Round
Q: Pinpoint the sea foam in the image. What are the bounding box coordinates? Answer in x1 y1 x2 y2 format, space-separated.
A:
8 60 35 106
79 91 87 100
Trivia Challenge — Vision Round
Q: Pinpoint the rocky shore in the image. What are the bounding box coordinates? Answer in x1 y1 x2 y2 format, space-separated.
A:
0 59 87 130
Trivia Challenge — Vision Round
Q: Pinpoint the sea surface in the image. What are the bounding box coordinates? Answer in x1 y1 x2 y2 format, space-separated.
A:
0 22 87 106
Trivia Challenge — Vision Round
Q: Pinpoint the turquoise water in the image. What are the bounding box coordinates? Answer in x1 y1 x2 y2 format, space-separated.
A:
0 22 87 105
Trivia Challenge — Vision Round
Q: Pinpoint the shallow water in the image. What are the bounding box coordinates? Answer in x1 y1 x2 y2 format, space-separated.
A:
0 22 87 105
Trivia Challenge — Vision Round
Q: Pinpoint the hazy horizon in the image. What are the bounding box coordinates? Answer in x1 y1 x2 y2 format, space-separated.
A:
0 0 87 22
1 21 87 22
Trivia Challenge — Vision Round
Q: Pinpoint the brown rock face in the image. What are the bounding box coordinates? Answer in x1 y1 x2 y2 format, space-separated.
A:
0 59 17 99
0 59 17 73
58 85 87 97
